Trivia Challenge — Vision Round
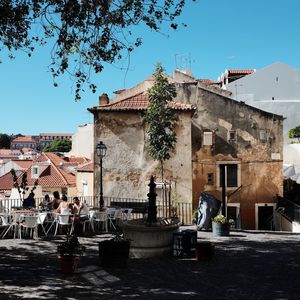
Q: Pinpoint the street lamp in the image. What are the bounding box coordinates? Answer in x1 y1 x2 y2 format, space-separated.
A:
96 141 107 210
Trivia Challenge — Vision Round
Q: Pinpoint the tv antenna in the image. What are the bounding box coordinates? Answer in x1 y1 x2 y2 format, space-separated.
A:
174 53 192 71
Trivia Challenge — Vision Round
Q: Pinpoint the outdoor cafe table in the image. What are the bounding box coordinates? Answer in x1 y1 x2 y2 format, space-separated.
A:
1 210 47 239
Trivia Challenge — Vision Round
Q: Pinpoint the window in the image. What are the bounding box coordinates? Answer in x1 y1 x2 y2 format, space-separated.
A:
207 173 214 185
32 166 39 178
228 130 236 142
259 130 268 142
219 164 238 188
203 131 213 146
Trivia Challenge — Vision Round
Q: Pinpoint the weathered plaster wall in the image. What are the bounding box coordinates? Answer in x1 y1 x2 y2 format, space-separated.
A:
175 83 283 229
93 111 193 204
76 171 94 198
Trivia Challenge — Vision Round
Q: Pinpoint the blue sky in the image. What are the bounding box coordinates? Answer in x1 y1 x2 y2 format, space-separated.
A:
1 0 300 135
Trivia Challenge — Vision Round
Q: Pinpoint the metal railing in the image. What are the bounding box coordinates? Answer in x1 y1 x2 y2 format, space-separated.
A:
0 196 193 225
276 196 300 223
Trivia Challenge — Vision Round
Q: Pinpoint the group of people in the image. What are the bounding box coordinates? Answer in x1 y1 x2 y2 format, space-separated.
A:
40 191 89 218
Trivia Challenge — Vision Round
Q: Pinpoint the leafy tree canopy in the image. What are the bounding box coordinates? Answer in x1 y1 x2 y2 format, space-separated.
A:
0 0 191 101
288 126 300 141
0 133 11 149
144 63 177 178
43 138 72 152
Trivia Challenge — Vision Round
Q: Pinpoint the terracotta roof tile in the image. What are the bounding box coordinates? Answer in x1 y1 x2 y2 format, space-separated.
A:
0 172 15 190
65 156 90 164
11 136 36 143
0 149 21 156
90 92 194 112
76 162 94 172
227 69 255 74
39 133 73 136
42 152 65 165
12 160 33 170
0 152 80 191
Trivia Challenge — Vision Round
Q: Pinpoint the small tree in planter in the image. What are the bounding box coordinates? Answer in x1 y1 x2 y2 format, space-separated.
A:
57 234 85 273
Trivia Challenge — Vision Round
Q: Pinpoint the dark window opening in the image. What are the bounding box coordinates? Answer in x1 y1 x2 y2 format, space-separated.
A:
219 164 238 187
207 173 214 185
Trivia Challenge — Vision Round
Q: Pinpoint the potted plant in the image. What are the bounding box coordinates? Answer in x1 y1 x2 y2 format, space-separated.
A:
212 214 235 237
192 208 199 225
57 234 85 273
98 232 130 267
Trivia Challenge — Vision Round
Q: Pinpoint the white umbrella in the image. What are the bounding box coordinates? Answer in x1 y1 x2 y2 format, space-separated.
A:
283 164 296 179
284 164 300 181
290 173 300 184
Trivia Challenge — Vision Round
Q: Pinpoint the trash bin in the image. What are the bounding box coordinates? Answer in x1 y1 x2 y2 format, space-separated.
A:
173 229 197 258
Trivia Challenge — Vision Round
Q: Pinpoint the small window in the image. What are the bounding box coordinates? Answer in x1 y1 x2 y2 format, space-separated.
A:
32 166 39 178
260 130 268 142
203 132 213 146
207 173 214 185
228 130 237 141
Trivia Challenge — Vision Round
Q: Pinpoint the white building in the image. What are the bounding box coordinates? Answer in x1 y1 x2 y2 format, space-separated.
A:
224 62 300 145
67 123 93 160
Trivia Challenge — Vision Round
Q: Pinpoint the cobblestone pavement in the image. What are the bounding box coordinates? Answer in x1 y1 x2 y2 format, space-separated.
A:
1 227 300 299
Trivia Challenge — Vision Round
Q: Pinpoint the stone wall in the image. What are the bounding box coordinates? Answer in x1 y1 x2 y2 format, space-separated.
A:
175 82 284 229
93 111 193 204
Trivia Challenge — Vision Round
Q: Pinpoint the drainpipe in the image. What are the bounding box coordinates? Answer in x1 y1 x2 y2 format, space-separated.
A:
220 165 227 217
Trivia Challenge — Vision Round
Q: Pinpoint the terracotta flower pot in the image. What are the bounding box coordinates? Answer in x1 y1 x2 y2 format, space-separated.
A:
58 255 80 273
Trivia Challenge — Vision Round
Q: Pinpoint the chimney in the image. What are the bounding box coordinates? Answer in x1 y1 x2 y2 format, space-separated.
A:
99 93 109 105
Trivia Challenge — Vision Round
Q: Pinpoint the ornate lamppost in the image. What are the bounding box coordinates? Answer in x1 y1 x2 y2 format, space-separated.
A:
96 141 107 210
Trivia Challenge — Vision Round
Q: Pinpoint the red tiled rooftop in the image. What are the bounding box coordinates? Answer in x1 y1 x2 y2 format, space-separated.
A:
227 69 255 74
90 93 195 112
11 136 36 143
12 160 33 170
39 133 73 136
77 162 94 172
0 172 15 190
0 149 21 155
65 156 90 164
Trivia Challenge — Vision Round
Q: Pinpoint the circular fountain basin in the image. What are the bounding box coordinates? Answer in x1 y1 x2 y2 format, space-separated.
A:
122 218 180 258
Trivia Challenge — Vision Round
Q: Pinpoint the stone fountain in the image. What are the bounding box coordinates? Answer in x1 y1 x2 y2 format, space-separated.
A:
122 176 180 258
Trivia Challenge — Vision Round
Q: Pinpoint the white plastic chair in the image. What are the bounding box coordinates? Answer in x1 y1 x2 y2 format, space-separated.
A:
0 214 15 239
37 212 48 236
122 208 133 221
19 215 39 239
92 211 108 232
54 214 73 236
108 209 123 230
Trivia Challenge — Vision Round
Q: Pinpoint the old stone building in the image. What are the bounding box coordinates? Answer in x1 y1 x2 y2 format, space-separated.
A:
89 70 284 229
88 85 195 206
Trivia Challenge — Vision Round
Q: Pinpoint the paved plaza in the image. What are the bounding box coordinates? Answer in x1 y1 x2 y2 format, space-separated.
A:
0 227 300 299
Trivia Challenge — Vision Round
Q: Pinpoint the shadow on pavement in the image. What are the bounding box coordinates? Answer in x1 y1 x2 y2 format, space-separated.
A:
0 233 300 299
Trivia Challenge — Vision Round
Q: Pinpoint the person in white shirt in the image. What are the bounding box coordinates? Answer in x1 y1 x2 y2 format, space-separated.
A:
72 197 89 220
56 194 71 214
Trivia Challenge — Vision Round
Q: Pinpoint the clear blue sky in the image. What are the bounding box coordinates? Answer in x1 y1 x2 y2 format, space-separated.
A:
1 0 300 135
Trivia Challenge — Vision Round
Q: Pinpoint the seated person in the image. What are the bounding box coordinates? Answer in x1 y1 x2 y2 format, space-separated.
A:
48 191 61 210
56 194 70 214
23 192 36 209
40 194 50 210
72 197 89 220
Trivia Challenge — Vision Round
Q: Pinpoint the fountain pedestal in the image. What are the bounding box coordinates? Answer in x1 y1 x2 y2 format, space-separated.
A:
123 218 180 258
